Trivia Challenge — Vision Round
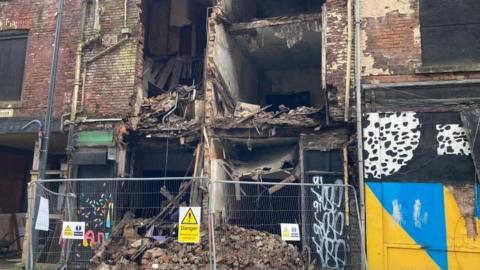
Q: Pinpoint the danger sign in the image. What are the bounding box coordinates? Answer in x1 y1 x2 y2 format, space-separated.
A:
62 222 85 240
178 207 201 243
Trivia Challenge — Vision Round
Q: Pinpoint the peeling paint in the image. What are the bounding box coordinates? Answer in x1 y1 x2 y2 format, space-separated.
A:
360 29 392 76
361 0 415 19
0 18 18 30
413 25 421 47
360 0 421 76
447 185 478 238
273 20 321 49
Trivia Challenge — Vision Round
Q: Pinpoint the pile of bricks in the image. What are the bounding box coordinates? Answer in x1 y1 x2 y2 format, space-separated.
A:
92 221 304 270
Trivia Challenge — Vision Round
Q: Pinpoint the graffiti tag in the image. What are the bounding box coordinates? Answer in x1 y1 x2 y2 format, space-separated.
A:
311 176 347 270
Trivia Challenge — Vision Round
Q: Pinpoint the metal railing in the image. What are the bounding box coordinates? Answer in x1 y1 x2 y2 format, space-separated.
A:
27 177 204 270
27 177 366 269
208 179 366 270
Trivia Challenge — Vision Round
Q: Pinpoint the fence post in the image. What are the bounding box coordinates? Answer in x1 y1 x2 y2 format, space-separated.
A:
26 182 35 270
208 181 216 270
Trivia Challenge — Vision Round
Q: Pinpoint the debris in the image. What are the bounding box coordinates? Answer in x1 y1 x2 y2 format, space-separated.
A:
138 84 201 138
91 223 304 270
213 105 323 130
235 102 261 118
210 64 236 114
236 105 272 124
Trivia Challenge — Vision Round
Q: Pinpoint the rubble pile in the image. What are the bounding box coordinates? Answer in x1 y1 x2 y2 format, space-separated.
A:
138 85 200 137
213 105 323 129
91 214 304 270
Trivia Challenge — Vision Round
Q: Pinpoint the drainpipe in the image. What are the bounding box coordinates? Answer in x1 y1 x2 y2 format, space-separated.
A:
70 0 88 123
354 0 367 269
38 0 65 181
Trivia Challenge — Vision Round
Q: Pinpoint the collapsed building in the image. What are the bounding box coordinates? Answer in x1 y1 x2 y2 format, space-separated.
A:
0 0 479 269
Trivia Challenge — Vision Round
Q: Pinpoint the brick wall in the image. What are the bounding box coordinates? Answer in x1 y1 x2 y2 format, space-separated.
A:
361 0 480 84
82 0 141 118
0 0 81 118
0 0 141 119
325 0 349 122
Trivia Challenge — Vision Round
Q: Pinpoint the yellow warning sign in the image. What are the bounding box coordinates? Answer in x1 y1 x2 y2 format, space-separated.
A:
64 225 73 238
282 227 290 238
178 207 201 243
181 208 198 224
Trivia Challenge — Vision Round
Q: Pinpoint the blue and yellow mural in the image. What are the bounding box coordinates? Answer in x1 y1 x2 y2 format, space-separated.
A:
366 182 480 270
364 112 480 269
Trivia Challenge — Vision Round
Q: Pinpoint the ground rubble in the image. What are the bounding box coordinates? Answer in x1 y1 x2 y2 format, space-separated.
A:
90 214 304 270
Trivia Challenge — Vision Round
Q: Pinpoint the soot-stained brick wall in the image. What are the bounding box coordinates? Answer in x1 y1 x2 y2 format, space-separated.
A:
325 0 349 122
361 0 480 84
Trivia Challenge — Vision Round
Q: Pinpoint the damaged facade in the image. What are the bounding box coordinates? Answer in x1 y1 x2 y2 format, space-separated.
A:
361 0 480 269
0 0 478 269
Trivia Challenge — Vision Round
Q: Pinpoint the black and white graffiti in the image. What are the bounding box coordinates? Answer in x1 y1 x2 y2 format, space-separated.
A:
363 112 421 179
311 176 346 270
436 124 471 156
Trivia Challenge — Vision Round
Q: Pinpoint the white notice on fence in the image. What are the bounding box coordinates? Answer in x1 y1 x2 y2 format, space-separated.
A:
35 197 49 231
280 223 301 241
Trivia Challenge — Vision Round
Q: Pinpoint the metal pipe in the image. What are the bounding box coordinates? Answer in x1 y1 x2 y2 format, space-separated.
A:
81 118 123 123
344 0 353 122
124 0 128 28
321 4 329 126
354 0 367 268
362 78 480 89
27 183 34 270
35 177 208 183
162 93 179 124
70 0 88 123
39 0 65 180
80 65 87 111
85 37 130 64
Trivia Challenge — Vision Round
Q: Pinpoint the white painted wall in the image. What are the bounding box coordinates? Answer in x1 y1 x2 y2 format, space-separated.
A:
213 23 259 104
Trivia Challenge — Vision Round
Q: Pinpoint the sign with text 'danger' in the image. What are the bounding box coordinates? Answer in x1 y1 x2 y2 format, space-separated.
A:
178 207 201 243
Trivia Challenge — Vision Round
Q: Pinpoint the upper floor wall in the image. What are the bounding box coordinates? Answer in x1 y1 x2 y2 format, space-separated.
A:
361 0 480 84
0 0 141 119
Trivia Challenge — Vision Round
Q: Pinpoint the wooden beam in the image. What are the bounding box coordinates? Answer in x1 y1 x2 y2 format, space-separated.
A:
267 174 297 194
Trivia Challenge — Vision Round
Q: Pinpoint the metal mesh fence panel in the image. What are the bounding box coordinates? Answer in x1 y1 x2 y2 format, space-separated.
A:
208 180 365 270
28 177 201 269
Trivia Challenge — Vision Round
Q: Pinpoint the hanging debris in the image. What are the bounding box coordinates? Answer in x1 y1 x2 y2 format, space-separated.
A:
138 84 201 138
213 105 323 130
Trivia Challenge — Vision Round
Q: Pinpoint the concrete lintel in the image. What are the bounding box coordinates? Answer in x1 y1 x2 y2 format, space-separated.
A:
228 12 322 35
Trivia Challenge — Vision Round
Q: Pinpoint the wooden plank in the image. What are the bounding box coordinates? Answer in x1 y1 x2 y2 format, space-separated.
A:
156 58 176 89
210 64 236 113
235 105 272 124
267 174 297 194
169 58 184 90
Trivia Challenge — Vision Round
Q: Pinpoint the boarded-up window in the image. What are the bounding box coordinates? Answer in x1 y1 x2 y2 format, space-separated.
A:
420 0 480 66
0 30 28 101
